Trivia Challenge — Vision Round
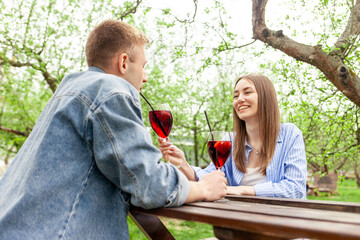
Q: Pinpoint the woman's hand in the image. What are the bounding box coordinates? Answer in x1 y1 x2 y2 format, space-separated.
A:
158 138 186 168
226 186 255 196
158 138 197 181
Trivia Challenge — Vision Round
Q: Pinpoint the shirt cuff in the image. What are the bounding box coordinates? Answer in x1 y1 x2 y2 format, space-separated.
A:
253 181 274 197
164 166 191 207
191 165 217 181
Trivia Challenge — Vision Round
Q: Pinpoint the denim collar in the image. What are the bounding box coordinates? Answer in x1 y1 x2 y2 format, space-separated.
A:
88 66 105 73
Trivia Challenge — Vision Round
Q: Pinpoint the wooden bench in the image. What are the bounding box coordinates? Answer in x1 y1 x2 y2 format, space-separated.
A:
308 172 338 196
130 195 360 240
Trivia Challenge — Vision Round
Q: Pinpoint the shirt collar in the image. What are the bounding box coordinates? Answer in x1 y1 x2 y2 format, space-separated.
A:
88 66 105 73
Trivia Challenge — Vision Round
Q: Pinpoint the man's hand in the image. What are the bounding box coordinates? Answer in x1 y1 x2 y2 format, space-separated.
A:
186 171 227 203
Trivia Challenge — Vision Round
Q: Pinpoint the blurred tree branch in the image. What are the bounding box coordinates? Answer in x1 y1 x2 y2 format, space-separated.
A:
0 54 58 93
117 0 143 20
0 125 30 137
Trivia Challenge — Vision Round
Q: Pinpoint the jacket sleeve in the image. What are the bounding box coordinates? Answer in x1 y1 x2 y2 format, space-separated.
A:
89 91 190 208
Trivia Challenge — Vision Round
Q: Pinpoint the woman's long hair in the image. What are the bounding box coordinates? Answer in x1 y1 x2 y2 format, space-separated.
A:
232 74 280 175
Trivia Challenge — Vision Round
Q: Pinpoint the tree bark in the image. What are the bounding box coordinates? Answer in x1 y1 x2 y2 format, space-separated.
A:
252 0 360 107
354 162 360 187
0 125 30 137
193 116 199 166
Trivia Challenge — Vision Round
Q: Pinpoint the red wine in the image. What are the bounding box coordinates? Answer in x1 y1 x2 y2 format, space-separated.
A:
149 110 173 138
207 141 232 169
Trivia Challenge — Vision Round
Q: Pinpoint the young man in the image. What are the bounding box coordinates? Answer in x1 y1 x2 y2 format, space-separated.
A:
0 20 227 239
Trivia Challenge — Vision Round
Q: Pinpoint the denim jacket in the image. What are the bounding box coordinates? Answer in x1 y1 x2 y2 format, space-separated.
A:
0 67 190 239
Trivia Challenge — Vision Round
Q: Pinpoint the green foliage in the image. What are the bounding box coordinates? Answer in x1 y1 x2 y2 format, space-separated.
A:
269 59 360 173
1 0 360 180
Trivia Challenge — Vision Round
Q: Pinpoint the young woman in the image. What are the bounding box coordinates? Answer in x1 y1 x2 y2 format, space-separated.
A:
159 74 307 199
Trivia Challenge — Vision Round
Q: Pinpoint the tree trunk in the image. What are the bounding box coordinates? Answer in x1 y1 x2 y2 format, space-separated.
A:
193 117 199 166
355 162 360 187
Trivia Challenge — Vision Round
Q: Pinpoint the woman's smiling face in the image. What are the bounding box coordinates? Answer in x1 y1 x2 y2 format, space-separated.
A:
233 78 259 122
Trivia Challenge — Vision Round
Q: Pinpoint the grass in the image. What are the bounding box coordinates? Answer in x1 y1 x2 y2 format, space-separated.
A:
127 217 215 240
307 179 360 203
128 179 360 239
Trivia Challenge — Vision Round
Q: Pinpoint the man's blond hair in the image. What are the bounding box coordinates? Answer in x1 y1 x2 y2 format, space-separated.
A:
86 20 149 69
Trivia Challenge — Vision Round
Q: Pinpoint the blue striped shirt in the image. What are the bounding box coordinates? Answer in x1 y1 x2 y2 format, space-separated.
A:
193 123 307 199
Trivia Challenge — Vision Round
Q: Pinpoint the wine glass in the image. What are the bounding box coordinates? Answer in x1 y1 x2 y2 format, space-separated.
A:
149 103 173 141
207 131 232 171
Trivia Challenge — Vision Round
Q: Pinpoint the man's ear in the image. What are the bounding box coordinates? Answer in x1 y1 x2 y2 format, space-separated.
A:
118 53 128 74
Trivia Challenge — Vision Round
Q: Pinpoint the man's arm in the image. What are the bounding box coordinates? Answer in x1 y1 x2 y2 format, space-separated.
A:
91 90 227 209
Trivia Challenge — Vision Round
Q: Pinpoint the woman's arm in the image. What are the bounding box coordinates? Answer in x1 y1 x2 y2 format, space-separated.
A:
226 186 255 196
158 138 197 181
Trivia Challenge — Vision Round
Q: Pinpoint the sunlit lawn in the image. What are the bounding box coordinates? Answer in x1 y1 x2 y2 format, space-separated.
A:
307 179 360 203
128 179 360 239
128 217 215 240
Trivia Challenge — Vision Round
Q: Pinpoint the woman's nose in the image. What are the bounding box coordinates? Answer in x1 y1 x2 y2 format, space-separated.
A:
236 95 245 102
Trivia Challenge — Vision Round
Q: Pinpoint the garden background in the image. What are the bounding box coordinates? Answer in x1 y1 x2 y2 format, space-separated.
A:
1 0 360 238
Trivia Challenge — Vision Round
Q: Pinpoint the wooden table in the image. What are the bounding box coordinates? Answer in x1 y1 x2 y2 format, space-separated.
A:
130 195 360 240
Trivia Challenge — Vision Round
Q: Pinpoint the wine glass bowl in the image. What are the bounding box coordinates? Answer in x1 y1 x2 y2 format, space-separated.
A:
149 103 173 139
207 131 232 170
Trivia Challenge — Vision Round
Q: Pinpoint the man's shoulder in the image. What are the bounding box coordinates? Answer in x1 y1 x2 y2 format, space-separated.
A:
81 67 135 92
59 67 139 104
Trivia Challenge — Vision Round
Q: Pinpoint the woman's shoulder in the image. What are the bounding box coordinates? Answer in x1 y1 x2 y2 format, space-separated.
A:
279 123 303 139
